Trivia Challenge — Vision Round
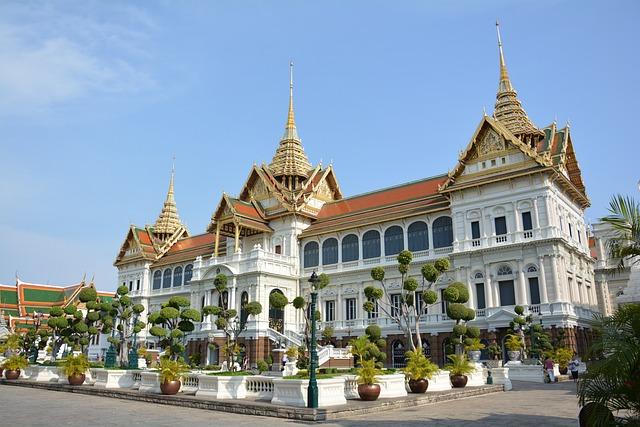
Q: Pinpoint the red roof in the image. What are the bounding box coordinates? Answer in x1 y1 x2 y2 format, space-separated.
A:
317 175 447 219
167 233 216 253
233 200 263 220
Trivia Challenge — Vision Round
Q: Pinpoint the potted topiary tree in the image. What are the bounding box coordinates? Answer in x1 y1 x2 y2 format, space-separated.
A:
465 337 486 362
555 347 573 375
60 354 90 385
285 347 298 363
404 349 438 393
3 354 28 380
445 354 474 388
357 359 381 401
505 335 523 361
158 357 188 395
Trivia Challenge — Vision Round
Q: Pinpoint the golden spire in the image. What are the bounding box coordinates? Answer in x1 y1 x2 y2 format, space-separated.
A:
493 21 543 144
269 61 312 182
153 160 184 237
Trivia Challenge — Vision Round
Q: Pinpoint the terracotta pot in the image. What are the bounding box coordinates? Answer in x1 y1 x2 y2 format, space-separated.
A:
68 373 86 386
408 378 429 393
160 380 181 395
0 368 3 378
5 369 20 380
559 367 568 375
450 375 468 388
358 383 381 401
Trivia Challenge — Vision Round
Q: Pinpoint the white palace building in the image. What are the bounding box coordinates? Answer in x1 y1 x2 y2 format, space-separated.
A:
115 27 607 367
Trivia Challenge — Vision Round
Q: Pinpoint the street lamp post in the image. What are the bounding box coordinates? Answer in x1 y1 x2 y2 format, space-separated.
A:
307 271 320 409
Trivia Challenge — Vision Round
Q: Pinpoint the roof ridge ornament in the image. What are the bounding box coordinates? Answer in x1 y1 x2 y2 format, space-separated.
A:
153 160 186 238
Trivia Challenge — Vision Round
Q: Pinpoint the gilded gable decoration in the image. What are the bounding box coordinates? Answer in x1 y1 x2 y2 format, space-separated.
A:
478 128 505 156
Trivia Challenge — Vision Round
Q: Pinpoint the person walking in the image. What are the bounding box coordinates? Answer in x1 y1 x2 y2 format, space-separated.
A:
544 355 556 383
569 353 580 382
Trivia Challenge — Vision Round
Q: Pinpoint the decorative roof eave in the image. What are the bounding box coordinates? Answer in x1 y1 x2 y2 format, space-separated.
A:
155 226 190 260
548 166 590 209
440 116 552 191
114 226 156 266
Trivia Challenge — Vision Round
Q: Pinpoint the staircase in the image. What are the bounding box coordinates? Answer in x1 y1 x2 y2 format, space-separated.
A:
266 328 352 367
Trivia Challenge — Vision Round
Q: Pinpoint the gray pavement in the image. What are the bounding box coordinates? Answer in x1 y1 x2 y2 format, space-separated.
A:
0 380 580 426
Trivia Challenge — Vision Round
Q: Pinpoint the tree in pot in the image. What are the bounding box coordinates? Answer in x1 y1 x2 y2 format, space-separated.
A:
465 337 486 362
357 359 382 401
2 354 28 380
60 354 90 385
505 335 523 361
158 357 188 395
445 354 474 388
404 349 438 393
554 347 573 375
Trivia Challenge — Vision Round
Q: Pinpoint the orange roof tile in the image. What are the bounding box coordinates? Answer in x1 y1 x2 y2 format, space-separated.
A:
317 175 447 219
233 200 263 220
166 233 216 253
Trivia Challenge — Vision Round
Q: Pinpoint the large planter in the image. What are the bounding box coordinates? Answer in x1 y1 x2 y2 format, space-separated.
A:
139 371 161 394
408 378 429 393
450 375 468 388
507 351 521 362
489 367 513 391
358 383 380 401
271 377 347 407
467 350 481 362
68 373 86 386
29 365 61 382
377 374 408 398
93 369 135 389
466 363 487 387
428 370 453 392
196 375 247 399
5 369 21 380
160 380 181 395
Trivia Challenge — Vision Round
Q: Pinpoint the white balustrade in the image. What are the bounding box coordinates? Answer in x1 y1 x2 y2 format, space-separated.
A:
245 375 274 400
181 373 200 393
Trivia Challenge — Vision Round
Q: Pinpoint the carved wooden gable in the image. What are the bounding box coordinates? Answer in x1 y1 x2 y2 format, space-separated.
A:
477 128 506 156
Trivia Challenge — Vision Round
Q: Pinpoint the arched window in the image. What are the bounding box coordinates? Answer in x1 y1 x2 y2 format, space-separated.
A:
362 230 381 259
173 266 183 287
322 238 338 265
303 242 319 268
269 289 285 333
207 344 219 365
527 265 538 273
341 234 359 262
432 216 453 248
162 268 172 288
384 226 404 256
184 264 193 284
392 340 406 368
408 221 429 251
474 271 484 280
152 271 161 290
497 265 513 276
240 291 249 328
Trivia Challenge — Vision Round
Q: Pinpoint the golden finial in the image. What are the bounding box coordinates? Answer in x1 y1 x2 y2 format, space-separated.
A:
483 105 487 116
287 60 295 128
496 20 511 90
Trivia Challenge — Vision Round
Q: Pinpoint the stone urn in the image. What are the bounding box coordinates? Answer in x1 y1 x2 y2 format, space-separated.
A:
450 375 468 388
357 383 381 401
68 373 86 386
468 350 481 362
4 369 20 380
507 351 521 362
160 380 181 395
408 378 429 393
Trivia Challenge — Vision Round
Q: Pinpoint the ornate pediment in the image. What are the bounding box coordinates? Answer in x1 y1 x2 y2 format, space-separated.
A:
477 128 506 156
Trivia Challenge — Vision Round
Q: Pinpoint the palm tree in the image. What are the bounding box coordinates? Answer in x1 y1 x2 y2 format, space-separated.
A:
577 303 640 426
600 194 640 269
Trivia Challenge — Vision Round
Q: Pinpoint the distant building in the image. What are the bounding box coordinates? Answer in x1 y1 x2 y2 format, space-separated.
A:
116 25 605 366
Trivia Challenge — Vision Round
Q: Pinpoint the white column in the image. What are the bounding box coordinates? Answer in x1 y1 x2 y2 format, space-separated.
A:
517 260 527 306
484 266 494 307
337 235 342 264
427 220 434 256
550 256 562 302
538 256 549 304
532 198 541 237
465 267 476 309
318 238 323 267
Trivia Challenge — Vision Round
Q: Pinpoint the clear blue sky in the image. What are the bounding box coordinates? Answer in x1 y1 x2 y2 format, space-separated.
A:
1 1 638 291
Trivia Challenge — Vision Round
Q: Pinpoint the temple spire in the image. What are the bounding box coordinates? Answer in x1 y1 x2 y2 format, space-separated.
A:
492 21 543 145
269 61 312 185
153 161 184 238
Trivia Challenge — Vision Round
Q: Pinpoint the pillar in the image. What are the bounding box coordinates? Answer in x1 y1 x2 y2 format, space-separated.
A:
538 256 549 304
517 260 527 306
485 265 494 307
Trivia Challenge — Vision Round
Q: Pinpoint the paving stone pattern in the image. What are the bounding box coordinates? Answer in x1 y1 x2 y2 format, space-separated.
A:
0 380 580 426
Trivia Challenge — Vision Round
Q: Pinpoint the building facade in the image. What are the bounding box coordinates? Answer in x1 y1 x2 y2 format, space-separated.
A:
116 27 603 367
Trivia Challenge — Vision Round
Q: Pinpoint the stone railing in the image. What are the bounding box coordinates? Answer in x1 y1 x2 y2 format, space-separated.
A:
131 371 143 389
245 375 274 400
181 373 200 393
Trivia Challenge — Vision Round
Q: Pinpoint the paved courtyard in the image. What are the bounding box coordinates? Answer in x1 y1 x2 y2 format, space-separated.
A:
0 381 580 426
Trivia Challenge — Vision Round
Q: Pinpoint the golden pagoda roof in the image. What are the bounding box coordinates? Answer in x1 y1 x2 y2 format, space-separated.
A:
493 22 544 141
268 62 312 178
153 170 185 235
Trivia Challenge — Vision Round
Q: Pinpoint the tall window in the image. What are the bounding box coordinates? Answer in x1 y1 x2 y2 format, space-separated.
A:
325 300 335 322
569 223 573 238
240 292 249 328
345 298 357 321
367 297 378 319
341 234 359 262
471 221 481 239
136 279 140 291
184 264 193 284
303 242 319 268
322 238 338 265
494 216 507 235
498 280 516 306
433 216 453 248
528 277 541 305
362 230 381 259
476 283 486 309
522 212 533 231
163 268 172 288
440 289 449 314
408 221 429 251
384 226 404 256
153 271 161 290
129 281 133 292
391 294 401 317
173 266 183 287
